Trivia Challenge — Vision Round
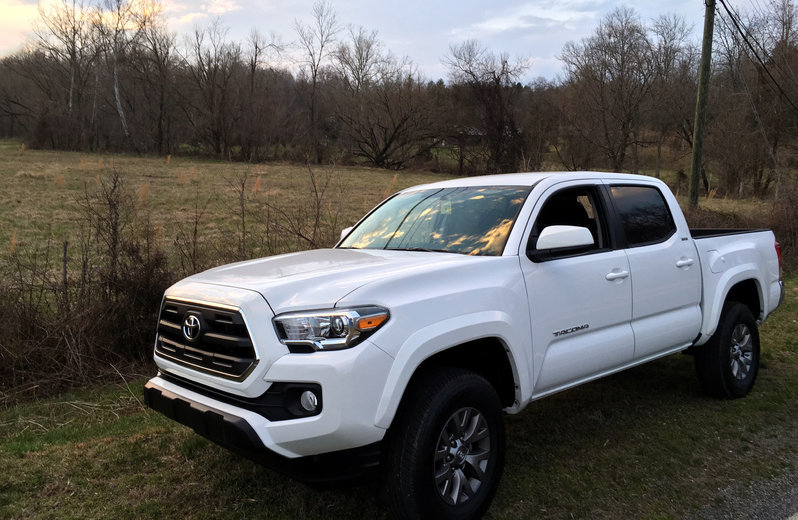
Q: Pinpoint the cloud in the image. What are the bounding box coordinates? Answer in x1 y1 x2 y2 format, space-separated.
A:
175 11 211 26
164 0 242 29
0 0 41 57
205 0 241 15
527 56 565 80
450 0 613 39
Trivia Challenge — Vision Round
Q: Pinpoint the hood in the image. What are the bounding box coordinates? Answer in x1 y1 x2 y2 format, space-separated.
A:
174 248 479 314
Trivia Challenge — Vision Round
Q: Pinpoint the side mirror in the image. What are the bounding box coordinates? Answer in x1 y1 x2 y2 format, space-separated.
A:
535 225 594 250
340 226 354 241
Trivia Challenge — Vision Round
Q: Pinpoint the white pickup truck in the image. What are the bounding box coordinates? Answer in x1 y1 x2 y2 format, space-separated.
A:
144 171 783 520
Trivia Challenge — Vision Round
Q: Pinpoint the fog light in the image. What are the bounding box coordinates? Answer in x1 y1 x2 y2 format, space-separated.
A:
300 390 318 412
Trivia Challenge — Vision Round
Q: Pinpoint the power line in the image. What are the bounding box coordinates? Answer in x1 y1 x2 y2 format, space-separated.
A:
745 0 798 89
717 0 798 113
736 0 798 87
716 10 780 168
720 0 797 104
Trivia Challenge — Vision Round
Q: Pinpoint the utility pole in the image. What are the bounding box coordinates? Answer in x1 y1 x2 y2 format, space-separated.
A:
689 0 716 209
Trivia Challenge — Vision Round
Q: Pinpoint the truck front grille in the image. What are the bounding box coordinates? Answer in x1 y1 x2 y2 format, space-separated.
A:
155 299 257 380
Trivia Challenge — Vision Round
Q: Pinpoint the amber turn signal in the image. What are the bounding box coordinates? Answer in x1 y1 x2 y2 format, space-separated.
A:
358 313 388 330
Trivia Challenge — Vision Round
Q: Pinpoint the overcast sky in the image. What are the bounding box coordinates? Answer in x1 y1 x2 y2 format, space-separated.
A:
1 0 716 81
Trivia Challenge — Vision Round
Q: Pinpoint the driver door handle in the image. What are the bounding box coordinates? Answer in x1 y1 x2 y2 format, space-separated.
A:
605 269 630 281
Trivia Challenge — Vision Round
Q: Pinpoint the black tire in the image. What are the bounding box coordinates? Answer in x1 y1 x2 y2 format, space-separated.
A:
383 368 505 520
695 301 760 398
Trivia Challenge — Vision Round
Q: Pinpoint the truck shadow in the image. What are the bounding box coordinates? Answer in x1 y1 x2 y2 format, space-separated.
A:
196 353 768 519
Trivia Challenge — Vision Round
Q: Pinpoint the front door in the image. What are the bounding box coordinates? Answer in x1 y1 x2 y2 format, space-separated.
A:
520 182 634 396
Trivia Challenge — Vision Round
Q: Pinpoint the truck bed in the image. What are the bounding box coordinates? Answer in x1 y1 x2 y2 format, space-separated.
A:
691 228 770 239
691 227 781 341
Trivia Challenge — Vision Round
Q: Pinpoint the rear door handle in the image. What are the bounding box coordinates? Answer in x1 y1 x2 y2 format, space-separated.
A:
605 269 630 281
676 258 695 268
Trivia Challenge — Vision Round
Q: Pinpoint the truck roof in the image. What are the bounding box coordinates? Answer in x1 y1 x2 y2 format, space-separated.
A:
401 171 659 191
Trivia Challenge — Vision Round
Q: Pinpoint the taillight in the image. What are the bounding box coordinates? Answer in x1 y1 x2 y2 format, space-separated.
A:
775 241 783 280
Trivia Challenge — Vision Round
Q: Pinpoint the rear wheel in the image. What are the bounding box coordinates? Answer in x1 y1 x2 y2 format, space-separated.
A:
383 368 505 520
695 301 760 398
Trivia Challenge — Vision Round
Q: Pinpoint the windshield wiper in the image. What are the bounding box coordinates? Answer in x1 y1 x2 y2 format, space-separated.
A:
384 247 464 254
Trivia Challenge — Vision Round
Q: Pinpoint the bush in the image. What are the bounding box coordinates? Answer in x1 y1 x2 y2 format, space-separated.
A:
0 163 349 404
0 170 175 404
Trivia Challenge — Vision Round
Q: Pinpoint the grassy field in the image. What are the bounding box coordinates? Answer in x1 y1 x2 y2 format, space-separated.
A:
0 139 779 258
0 140 444 261
0 280 795 519
1 140 796 518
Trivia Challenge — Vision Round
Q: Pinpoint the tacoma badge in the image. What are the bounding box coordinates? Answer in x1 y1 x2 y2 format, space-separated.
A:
553 324 589 337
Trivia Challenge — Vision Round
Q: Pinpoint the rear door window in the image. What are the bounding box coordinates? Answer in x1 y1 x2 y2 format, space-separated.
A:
609 185 676 247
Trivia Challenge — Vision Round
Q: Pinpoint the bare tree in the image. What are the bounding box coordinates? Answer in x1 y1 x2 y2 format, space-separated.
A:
35 0 96 114
96 0 145 142
516 79 558 172
236 29 283 161
648 14 697 177
32 0 100 148
707 0 798 197
295 0 340 163
332 27 435 168
334 26 388 94
444 40 529 173
126 0 177 153
560 7 655 172
344 70 435 169
0 59 34 137
182 18 243 159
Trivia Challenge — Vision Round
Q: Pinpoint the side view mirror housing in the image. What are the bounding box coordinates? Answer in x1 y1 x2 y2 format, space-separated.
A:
528 225 595 262
535 225 594 250
340 226 354 241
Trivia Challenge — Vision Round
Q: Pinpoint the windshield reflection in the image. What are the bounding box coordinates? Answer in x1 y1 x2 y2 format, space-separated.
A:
340 187 530 256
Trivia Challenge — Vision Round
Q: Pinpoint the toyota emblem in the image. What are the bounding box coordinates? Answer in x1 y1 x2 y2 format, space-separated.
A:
182 314 201 342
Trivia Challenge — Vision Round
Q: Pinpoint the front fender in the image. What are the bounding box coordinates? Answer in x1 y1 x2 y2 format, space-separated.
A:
373 311 531 429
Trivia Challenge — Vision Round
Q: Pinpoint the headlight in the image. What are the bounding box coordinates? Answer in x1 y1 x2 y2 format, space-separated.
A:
273 306 389 351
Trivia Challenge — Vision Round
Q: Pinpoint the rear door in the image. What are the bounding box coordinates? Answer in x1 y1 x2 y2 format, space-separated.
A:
605 183 702 359
520 181 634 395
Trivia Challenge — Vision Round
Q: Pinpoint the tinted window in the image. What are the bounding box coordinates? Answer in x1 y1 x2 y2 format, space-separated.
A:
610 186 676 246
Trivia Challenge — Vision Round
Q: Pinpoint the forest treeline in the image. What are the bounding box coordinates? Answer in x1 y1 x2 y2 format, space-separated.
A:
2 0 798 196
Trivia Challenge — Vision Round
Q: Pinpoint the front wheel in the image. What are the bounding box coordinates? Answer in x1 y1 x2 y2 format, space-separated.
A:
383 368 505 520
695 301 760 398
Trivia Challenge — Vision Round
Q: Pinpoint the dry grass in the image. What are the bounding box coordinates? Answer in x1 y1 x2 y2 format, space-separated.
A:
1 138 789 264
0 140 446 259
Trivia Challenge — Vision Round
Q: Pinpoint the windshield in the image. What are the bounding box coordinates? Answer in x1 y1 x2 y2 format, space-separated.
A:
339 186 531 256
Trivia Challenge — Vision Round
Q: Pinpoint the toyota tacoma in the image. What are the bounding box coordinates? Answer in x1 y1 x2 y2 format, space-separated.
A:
144 171 783 519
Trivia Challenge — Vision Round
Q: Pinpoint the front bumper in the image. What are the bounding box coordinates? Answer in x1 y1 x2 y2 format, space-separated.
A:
146 337 395 481
144 379 382 482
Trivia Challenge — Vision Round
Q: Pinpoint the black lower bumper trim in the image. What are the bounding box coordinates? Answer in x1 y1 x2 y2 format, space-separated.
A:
143 380 381 483
159 370 322 422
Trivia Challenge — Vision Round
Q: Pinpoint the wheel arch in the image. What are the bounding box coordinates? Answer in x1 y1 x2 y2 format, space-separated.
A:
696 271 765 345
414 338 517 409
724 278 762 320
374 336 521 430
